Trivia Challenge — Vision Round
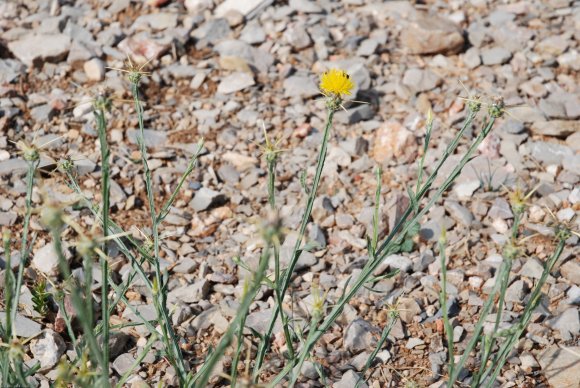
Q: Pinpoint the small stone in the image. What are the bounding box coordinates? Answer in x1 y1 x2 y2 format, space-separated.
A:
0 312 42 337
371 120 415 163
454 181 480 200
333 370 368 388
505 280 526 302
344 319 378 353
283 75 319 98
126 129 167 149
30 330 66 370
519 258 545 279
376 254 412 274
217 72 255 94
33 242 71 276
529 141 574 166
462 47 481 69
192 18 232 45
488 198 513 219
190 188 228 212
402 68 441 93
405 337 425 349
113 353 136 375
284 23 312 50
531 120 579 138
546 307 580 340
560 260 580 285
215 0 267 17
8 34 72 67
167 279 210 303
481 46 512 65
520 352 539 371
400 14 464 54
240 21 266 45
84 58 106 81
444 200 474 226
538 346 580 388
289 0 323 13
357 39 379 56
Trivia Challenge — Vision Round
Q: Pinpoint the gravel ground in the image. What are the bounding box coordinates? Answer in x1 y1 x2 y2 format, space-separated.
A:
0 0 579 387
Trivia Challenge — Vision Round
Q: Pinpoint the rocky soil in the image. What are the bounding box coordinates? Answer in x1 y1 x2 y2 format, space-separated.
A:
0 0 579 387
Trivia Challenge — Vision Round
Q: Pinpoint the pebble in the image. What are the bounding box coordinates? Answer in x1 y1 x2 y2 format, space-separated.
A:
531 120 579 138
83 58 106 81
8 33 71 67
538 346 580 388
481 46 512 65
30 330 66 370
0 312 42 337
402 68 441 93
32 242 71 276
113 353 136 375
400 14 464 54
333 370 368 388
344 319 378 353
217 71 255 94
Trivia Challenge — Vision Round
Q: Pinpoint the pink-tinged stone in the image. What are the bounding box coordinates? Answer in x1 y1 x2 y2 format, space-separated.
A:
117 37 169 63
371 120 416 163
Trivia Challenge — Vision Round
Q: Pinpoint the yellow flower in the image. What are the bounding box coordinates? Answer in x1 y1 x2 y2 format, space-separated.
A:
319 68 354 97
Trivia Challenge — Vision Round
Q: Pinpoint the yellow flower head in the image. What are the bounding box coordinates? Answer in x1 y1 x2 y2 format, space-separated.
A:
319 68 354 97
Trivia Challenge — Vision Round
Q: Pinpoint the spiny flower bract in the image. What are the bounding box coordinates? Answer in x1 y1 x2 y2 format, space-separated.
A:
319 68 354 97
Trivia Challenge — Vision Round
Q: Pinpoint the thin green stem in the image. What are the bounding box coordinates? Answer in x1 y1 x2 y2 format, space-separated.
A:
10 159 39 338
481 239 566 387
355 315 397 388
130 82 186 382
439 237 455 376
95 106 110 382
254 109 335 378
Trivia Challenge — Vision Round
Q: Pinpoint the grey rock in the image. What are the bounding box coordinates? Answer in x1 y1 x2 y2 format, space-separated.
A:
563 154 580 174
560 260 580 285
122 304 157 322
400 14 464 54
402 68 441 93
0 312 42 337
357 39 379 56
344 319 378 353
284 23 312 50
567 285 580 305
217 164 240 184
377 254 412 274
463 47 481 69
30 330 66 370
107 332 131 359
538 346 580 388
245 309 282 335
126 129 167 149
444 200 474 226
333 370 367 388
557 50 580 71
240 21 266 44
30 104 56 123
546 308 580 340
192 18 232 44
8 34 72 67
133 12 178 31
500 119 525 134
112 353 136 375
335 104 374 124
406 337 425 349
190 187 228 212
173 257 197 274
214 40 274 73
531 120 579 138
33 242 71 276
167 279 210 304
0 212 17 226
283 75 319 98
519 258 545 279
289 0 323 13
215 0 270 17
0 59 25 83
488 198 513 219
505 280 526 302
529 141 574 165
217 72 255 94
0 159 28 176
539 97 567 119
481 46 512 65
